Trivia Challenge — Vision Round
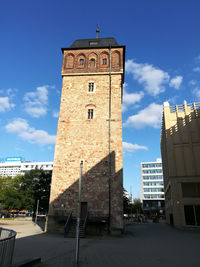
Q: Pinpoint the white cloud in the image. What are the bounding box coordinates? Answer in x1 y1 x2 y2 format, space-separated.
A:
123 91 144 105
192 87 200 98
53 111 59 118
122 84 144 112
193 67 200 72
123 103 163 129
5 118 28 132
189 80 197 86
24 85 49 118
123 141 148 152
169 76 183 90
5 118 56 145
125 60 170 96
0 97 15 112
6 88 18 96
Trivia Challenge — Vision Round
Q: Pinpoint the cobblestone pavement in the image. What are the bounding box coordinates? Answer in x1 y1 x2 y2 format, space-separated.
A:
1 220 200 267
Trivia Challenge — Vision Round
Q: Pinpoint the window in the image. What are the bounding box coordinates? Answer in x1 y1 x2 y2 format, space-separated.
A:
142 163 162 168
102 58 107 65
88 109 93 119
89 41 98 46
90 58 95 67
65 54 74 69
88 82 94 92
143 169 163 174
79 59 84 65
184 205 200 226
182 183 200 198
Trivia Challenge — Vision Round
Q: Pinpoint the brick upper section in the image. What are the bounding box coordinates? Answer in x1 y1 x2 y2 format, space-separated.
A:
61 47 124 76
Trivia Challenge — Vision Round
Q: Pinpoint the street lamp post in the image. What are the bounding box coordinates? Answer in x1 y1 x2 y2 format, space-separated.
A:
75 161 83 266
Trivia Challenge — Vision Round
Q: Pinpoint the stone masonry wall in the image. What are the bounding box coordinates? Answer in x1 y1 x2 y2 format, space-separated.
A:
47 46 124 233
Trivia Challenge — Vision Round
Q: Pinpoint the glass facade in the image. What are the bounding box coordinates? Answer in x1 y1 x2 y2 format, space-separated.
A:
143 169 162 174
141 159 165 201
143 175 163 180
142 163 162 168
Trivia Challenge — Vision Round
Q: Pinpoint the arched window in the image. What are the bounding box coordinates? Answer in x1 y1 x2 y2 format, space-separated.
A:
77 53 86 68
100 52 109 68
102 58 107 65
90 58 95 67
111 51 121 68
65 53 75 69
85 104 96 119
79 59 84 65
88 52 98 69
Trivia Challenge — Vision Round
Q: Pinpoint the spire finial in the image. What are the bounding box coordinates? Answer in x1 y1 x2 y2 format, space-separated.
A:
96 24 100 39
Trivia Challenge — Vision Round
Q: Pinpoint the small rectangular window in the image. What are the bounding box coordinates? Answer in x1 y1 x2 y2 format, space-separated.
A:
182 183 200 198
79 59 84 65
88 109 93 119
102 58 107 65
89 41 98 46
88 82 94 92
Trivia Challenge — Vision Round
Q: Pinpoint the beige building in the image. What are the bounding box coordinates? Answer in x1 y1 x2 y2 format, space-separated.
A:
161 101 200 227
46 37 125 235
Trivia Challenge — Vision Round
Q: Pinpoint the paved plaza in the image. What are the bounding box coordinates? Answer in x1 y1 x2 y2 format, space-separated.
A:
1 219 200 267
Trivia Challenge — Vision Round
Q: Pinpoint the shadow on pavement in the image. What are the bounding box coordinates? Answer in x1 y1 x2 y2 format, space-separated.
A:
12 221 200 267
32 218 46 232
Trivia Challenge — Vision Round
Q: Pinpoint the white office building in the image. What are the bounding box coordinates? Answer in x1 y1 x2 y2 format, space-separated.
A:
141 158 165 216
0 157 53 178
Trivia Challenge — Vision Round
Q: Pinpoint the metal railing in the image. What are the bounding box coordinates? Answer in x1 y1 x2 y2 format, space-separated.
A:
64 211 72 236
82 211 88 236
0 228 16 267
169 102 200 113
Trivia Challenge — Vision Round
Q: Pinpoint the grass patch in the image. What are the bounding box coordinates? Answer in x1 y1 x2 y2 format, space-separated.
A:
0 217 16 221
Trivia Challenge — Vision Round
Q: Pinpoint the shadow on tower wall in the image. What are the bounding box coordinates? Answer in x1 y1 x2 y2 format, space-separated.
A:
46 151 123 235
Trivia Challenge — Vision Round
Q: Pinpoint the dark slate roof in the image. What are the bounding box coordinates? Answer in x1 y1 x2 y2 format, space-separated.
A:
69 38 119 48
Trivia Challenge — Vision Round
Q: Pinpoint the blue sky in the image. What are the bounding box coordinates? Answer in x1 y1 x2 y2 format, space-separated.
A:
1 0 200 198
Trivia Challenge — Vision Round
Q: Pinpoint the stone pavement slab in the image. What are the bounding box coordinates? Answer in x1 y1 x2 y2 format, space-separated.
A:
0 218 43 239
2 220 200 267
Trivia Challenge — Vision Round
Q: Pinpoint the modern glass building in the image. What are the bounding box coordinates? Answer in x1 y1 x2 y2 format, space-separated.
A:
141 158 165 217
0 157 53 178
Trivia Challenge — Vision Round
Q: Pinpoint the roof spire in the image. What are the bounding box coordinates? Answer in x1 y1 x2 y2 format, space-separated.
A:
96 24 100 39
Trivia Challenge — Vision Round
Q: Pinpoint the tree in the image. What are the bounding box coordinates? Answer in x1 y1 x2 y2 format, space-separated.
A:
0 175 27 210
123 189 132 214
0 169 52 212
132 198 143 214
20 168 52 212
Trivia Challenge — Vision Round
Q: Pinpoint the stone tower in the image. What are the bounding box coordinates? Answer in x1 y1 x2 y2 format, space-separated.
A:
46 37 125 235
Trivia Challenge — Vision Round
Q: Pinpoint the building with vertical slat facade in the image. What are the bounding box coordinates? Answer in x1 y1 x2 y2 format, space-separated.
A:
161 101 200 227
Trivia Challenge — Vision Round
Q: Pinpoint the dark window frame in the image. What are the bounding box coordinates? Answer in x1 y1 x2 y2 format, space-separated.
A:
90 58 95 67
88 82 94 92
102 58 107 65
79 58 84 65
88 109 94 119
